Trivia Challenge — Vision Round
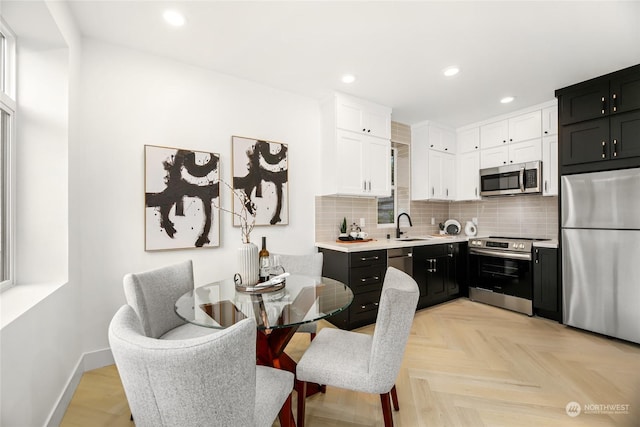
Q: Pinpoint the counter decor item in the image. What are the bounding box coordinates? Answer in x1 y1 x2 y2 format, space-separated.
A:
464 221 477 237
212 178 259 287
338 217 348 240
444 219 461 235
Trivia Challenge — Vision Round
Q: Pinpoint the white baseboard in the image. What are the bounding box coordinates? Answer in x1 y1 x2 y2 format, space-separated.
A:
46 348 114 427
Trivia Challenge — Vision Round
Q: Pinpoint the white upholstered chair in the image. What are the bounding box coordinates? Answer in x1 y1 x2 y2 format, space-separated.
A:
271 252 323 340
109 305 295 427
123 260 214 340
295 267 419 427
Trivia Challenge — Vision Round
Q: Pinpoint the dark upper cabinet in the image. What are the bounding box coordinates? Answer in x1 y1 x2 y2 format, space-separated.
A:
557 64 640 174
558 81 610 125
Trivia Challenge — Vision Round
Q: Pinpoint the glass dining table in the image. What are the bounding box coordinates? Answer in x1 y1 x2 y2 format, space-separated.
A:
175 274 353 396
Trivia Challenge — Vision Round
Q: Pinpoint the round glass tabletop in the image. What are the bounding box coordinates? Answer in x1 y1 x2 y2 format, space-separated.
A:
175 274 353 330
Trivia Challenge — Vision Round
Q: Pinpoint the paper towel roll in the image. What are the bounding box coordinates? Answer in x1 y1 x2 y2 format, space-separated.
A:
464 221 477 237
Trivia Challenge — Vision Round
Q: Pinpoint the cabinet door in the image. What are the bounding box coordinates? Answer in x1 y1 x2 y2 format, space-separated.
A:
508 138 542 165
442 153 456 200
610 109 640 160
425 257 448 302
363 106 391 139
542 135 558 196
428 125 456 153
480 120 509 148
335 130 366 195
480 145 508 168
428 151 444 199
558 80 609 125
542 105 558 136
336 98 363 134
457 151 480 200
533 247 558 313
457 127 480 153
610 69 640 114
560 118 610 166
411 124 429 200
366 136 391 197
508 111 542 143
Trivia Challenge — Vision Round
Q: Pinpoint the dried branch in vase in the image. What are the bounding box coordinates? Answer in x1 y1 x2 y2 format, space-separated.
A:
212 179 256 243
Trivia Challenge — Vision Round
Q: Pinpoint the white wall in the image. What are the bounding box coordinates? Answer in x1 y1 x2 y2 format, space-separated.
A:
76 39 322 352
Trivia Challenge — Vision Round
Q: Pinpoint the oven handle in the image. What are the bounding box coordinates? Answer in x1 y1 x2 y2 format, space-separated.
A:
469 248 532 261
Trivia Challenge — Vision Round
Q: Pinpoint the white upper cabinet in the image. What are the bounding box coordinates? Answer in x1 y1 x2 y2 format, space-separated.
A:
411 121 456 201
335 93 391 139
480 139 542 169
508 111 542 143
428 124 456 153
542 105 558 136
480 120 509 148
457 150 480 200
457 127 480 153
321 93 392 197
481 111 542 149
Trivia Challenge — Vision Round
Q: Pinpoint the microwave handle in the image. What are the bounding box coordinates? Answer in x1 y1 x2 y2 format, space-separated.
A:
519 167 525 192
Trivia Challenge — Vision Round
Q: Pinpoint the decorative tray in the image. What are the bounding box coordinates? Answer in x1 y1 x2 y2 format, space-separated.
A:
336 238 374 243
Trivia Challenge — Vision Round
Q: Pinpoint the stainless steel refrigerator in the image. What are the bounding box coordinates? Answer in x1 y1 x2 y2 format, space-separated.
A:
562 167 640 344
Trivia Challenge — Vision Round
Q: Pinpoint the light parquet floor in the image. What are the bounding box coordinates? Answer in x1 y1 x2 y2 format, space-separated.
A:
60 298 640 427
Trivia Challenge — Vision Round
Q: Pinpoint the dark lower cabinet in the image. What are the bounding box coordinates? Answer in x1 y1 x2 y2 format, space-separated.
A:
413 243 466 309
533 247 561 321
319 248 386 330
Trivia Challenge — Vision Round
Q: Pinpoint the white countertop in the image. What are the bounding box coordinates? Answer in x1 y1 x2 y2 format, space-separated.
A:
315 235 469 253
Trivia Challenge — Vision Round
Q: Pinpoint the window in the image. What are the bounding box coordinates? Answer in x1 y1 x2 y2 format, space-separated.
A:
0 19 16 292
377 147 397 226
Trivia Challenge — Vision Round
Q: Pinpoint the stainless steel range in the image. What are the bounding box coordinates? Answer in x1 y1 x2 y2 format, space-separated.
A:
468 236 548 316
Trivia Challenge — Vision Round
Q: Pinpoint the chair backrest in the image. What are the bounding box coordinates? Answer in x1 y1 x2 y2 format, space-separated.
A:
271 252 323 277
368 267 419 392
123 260 193 338
108 305 257 427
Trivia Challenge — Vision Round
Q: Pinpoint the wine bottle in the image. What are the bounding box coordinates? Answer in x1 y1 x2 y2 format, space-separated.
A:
259 236 270 282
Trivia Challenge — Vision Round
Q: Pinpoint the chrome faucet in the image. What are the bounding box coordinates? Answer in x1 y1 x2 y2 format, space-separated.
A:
396 213 413 238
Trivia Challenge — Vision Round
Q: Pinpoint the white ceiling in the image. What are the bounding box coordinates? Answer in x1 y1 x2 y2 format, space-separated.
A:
66 1 640 127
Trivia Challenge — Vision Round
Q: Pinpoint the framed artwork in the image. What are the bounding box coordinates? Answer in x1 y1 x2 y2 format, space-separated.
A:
145 145 220 250
232 136 289 226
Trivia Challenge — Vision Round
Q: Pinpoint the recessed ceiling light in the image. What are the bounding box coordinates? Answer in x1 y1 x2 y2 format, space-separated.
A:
163 10 185 27
443 66 460 77
500 96 515 104
341 74 356 84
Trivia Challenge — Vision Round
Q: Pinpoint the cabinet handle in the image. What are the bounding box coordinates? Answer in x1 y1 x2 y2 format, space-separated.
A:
475 187 478 197
535 249 539 264
446 188 449 196
613 139 617 157
374 302 379 307
363 181 367 191
362 128 366 132
360 276 380 283
602 140 606 159
367 129 371 133
368 181 371 191
361 305 367 310
431 187 435 196
601 96 606 115
475 146 478 150
545 180 548 192
612 93 617 112
360 256 380 261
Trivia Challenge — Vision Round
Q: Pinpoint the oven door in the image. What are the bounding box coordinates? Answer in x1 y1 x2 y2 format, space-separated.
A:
468 248 533 299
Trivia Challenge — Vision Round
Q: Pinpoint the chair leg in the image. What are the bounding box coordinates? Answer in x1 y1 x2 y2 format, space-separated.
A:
391 385 399 411
297 380 307 427
380 392 394 427
278 393 294 427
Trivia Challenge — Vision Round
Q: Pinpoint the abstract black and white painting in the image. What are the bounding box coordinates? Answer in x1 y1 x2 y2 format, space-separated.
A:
232 136 289 226
145 145 220 250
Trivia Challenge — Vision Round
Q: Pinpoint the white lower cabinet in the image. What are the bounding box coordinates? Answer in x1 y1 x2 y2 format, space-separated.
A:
457 151 480 200
334 130 390 197
542 135 558 196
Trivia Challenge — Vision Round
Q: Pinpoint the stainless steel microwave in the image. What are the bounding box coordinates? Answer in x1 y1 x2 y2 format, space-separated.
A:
479 161 542 197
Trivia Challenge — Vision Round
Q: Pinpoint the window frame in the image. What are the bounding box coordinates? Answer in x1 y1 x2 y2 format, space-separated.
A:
377 147 398 228
0 17 16 292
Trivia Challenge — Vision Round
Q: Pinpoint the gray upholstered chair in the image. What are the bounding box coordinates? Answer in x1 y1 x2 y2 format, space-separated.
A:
271 252 323 340
296 267 419 427
109 304 295 427
123 260 214 340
